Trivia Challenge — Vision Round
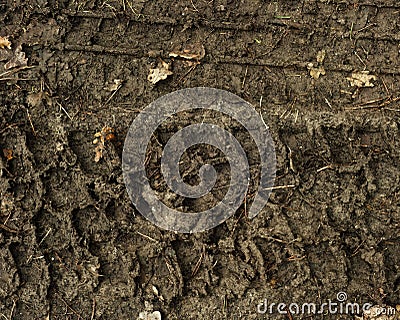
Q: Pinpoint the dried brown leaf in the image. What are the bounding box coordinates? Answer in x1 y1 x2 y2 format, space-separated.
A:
347 71 377 88
27 91 52 108
2 149 13 161
169 42 205 60
93 126 115 162
94 144 103 162
104 79 123 91
4 45 28 70
148 60 173 84
0 36 11 49
307 63 326 80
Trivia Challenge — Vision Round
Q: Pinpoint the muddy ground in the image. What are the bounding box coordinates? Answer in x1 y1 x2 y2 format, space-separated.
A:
0 0 400 319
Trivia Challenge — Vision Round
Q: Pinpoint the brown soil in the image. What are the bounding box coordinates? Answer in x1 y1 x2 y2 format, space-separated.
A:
0 0 399 319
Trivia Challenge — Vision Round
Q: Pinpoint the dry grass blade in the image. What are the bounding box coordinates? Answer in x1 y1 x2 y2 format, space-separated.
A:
346 96 400 111
191 246 205 277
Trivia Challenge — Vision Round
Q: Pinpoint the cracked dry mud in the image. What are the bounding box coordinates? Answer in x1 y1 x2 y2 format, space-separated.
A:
0 0 399 319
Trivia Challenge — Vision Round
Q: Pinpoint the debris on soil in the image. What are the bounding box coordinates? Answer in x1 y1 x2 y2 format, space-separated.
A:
94 145 103 163
0 48 10 61
148 59 173 84
138 301 162 320
152 285 165 301
103 79 123 91
102 79 124 106
4 45 28 70
0 38 12 62
1 1 400 318
354 305 399 320
138 311 162 320
93 126 116 162
2 148 13 161
347 71 377 87
308 63 325 79
0 36 11 49
27 91 52 108
308 49 326 79
169 42 205 60
316 49 326 64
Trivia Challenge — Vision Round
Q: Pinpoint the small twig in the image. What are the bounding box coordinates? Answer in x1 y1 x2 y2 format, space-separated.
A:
38 228 52 246
351 239 366 257
0 66 35 79
0 300 16 320
126 0 142 17
102 82 123 107
173 62 199 86
350 22 354 41
280 98 296 119
347 97 386 108
241 65 249 89
354 23 376 34
317 164 334 172
191 247 205 277
0 78 34 81
265 184 296 191
287 146 295 172
222 295 227 315
294 109 299 123
91 298 96 320
55 292 83 320
323 96 332 109
136 231 158 242
244 193 247 218
287 255 305 261
0 123 21 134
26 109 37 136
231 209 246 235
190 0 199 12
383 108 400 112
354 51 366 69
285 305 294 320
164 257 173 275
259 111 268 129
56 101 73 120
3 212 12 226
381 77 390 97
346 96 400 110
0 224 18 233
9 300 16 320
267 236 288 244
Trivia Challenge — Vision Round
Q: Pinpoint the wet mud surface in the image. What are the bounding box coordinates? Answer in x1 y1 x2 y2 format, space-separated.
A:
0 0 399 319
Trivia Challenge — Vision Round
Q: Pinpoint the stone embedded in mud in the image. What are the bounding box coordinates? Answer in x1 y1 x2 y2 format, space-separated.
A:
138 301 162 320
138 310 162 320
